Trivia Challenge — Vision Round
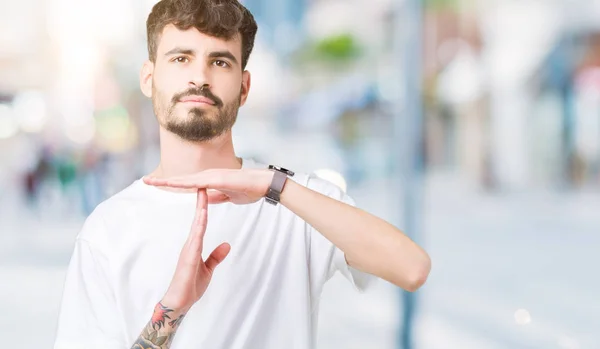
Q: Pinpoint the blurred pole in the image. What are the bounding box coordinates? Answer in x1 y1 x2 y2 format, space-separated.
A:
393 0 424 348
560 80 575 189
560 36 575 190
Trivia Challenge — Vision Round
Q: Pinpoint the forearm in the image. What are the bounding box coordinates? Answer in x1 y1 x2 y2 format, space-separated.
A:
280 180 430 291
131 302 187 349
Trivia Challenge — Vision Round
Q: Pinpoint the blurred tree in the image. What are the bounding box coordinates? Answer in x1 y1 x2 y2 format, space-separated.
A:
290 32 364 73
424 0 461 10
313 34 361 61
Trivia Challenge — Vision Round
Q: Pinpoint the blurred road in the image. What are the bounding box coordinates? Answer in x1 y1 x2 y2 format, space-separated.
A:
2 171 598 349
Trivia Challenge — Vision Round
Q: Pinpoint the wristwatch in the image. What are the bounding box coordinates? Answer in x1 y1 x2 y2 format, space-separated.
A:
265 165 295 205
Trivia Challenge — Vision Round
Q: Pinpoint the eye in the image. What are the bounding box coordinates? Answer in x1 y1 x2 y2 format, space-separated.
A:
213 60 230 68
173 56 189 63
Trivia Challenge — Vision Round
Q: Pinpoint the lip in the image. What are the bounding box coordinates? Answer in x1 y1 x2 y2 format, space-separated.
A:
179 96 215 105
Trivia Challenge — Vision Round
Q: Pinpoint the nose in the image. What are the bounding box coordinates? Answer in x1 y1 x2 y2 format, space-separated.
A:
188 65 211 90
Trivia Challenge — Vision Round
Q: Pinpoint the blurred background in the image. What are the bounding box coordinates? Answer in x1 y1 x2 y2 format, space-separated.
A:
1 0 599 348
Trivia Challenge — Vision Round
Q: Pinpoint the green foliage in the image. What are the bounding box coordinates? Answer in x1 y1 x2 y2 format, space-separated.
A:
424 0 461 10
291 32 363 71
313 33 362 61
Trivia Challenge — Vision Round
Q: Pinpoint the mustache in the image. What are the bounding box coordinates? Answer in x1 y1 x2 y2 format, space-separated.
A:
172 87 223 107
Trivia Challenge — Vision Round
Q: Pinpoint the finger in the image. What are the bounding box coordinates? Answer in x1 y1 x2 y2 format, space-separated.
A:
204 242 231 273
143 174 191 184
144 171 234 190
207 191 230 204
193 188 208 240
185 189 208 263
147 178 207 189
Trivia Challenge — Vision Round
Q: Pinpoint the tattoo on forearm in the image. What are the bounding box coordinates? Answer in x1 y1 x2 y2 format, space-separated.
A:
168 314 185 328
131 303 186 349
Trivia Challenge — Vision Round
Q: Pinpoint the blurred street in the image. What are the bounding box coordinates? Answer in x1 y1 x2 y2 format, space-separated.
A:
2 0 600 347
2 169 598 349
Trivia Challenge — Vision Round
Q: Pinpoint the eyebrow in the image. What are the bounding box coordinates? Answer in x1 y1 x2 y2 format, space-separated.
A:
208 50 238 66
164 47 196 57
164 48 239 66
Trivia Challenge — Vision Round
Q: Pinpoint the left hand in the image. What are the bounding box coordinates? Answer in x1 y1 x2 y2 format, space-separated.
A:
143 169 274 205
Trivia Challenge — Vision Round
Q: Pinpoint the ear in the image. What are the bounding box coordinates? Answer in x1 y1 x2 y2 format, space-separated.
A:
239 70 251 106
140 60 154 98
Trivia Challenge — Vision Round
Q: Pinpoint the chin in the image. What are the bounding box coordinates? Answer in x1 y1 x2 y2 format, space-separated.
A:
188 108 218 119
169 108 202 120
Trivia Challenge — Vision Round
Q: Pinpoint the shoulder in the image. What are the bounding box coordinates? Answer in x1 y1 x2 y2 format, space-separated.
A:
76 180 145 248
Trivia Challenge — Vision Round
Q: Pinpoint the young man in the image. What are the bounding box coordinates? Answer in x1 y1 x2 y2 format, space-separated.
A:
53 0 431 348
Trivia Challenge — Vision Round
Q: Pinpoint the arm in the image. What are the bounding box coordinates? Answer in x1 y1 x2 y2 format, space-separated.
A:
143 169 431 292
280 179 431 292
55 190 227 349
131 189 230 349
130 303 186 349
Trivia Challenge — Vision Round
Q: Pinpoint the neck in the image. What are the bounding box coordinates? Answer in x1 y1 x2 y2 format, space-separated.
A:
149 127 242 179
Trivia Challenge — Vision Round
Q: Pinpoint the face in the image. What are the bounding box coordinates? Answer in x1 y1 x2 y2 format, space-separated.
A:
140 24 251 142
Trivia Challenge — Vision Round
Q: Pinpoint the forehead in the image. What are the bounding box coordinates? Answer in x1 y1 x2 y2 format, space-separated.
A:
157 24 242 58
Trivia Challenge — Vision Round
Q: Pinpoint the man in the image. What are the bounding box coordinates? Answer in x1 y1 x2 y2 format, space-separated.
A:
53 0 431 348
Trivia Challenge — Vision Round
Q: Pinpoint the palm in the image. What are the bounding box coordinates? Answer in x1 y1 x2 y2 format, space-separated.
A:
144 169 273 205
209 188 259 205
205 169 272 204
191 249 227 299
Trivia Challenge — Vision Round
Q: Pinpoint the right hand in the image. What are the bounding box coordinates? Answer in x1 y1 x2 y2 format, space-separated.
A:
161 189 231 312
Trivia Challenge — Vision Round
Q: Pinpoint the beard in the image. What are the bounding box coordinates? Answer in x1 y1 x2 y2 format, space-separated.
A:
153 85 241 142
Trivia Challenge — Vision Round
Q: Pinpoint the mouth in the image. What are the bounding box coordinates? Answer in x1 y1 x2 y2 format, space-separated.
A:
179 95 216 106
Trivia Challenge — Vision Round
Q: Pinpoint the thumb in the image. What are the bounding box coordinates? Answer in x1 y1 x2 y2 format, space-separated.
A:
204 242 231 272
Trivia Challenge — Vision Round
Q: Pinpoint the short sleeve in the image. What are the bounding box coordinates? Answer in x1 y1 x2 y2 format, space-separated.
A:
54 216 125 349
305 174 375 294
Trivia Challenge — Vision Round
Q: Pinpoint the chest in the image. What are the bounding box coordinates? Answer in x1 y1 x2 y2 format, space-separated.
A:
109 202 310 332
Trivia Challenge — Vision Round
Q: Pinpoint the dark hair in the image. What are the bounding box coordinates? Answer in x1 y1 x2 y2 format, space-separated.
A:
146 0 258 70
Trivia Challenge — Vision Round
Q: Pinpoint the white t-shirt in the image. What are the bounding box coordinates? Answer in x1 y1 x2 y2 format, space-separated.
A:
54 158 373 349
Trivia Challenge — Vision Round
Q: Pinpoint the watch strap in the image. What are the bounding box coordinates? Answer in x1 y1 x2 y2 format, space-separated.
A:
265 165 294 205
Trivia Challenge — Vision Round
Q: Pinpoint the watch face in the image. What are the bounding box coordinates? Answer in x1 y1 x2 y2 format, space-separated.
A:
268 165 295 177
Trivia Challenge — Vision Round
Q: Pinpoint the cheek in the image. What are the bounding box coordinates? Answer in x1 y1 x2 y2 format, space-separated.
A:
154 68 185 97
217 76 243 100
